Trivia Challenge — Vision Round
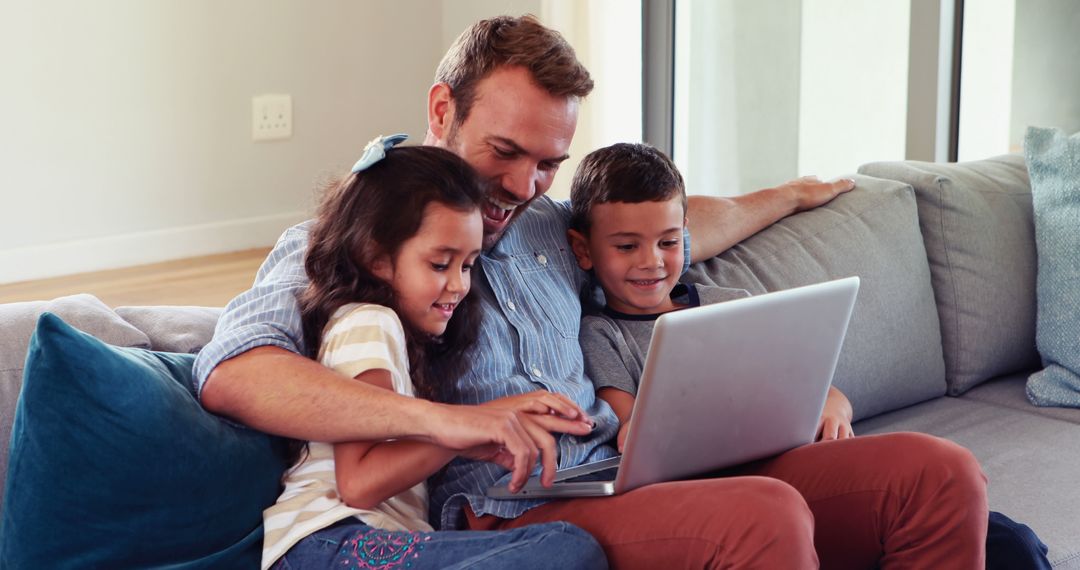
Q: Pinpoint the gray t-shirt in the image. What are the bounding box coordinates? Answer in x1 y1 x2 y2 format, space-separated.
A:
580 283 751 396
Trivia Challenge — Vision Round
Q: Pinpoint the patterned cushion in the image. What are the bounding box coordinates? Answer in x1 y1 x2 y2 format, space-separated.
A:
1023 127 1080 407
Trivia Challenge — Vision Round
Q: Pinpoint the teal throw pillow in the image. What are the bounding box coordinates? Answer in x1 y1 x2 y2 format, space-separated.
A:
1024 127 1080 407
0 313 289 568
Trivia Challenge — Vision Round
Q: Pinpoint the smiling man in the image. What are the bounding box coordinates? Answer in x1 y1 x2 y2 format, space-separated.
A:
196 15 988 569
429 63 579 250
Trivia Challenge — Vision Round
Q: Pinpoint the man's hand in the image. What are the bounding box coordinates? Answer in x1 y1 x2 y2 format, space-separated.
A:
778 176 856 213
481 390 590 422
482 391 594 490
816 386 854 442
686 177 855 263
423 393 593 493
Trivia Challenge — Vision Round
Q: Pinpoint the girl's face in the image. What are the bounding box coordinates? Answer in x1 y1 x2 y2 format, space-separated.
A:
373 202 482 337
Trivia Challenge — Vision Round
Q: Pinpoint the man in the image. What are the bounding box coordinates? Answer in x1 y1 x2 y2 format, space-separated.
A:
197 15 988 568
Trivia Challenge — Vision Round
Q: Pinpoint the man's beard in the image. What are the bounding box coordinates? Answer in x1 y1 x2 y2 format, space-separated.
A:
480 178 517 251
445 124 524 251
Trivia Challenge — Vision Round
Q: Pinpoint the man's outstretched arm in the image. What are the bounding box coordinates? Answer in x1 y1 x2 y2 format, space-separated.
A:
203 345 592 445
686 176 855 262
203 346 440 442
196 223 591 490
203 347 590 491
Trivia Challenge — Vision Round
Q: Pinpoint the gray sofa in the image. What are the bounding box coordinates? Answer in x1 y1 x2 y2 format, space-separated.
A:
2 154 1077 567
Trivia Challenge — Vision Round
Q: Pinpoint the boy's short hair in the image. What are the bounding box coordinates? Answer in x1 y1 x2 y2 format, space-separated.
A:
436 15 594 126
569 143 686 233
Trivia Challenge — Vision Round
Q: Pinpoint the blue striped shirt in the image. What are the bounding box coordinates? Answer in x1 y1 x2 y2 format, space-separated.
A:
193 221 314 395
193 196 691 529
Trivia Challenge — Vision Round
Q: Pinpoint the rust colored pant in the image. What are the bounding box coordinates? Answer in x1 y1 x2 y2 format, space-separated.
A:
468 433 988 569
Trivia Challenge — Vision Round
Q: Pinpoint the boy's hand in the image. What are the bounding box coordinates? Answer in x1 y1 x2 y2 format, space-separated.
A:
816 386 854 442
617 422 630 453
596 388 636 453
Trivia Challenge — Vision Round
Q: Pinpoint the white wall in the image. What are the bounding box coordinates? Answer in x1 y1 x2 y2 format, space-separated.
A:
0 1 642 283
675 0 802 197
442 0 543 52
957 0 1016 160
1009 0 1080 148
543 0 642 200
798 0 910 180
0 1 443 283
674 0 741 196
674 0 909 195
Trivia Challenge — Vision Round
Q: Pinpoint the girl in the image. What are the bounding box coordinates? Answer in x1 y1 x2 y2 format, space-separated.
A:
261 135 605 570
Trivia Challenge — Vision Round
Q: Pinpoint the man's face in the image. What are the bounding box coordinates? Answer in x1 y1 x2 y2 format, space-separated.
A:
433 66 579 250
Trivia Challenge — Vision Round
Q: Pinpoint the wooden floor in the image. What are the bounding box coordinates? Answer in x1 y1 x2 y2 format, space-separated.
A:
0 248 271 308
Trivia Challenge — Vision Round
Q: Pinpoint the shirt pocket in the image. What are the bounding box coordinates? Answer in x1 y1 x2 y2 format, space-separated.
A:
511 247 582 339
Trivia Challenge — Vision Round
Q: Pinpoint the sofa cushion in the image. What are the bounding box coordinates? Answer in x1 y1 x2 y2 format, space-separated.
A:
1023 127 1080 408
0 294 149 514
0 313 288 568
858 155 1039 395
964 372 1080 426
854 395 1080 568
115 305 222 355
686 176 945 421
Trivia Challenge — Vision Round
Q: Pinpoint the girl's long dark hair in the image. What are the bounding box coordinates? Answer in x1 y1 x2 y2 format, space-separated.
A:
299 145 484 402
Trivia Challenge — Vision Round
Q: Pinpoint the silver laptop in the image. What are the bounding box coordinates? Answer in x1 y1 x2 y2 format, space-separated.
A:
486 276 860 499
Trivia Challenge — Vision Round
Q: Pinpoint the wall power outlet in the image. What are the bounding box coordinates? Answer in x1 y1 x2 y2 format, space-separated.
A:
252 94 292 142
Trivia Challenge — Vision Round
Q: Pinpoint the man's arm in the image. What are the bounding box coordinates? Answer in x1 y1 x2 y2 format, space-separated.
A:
686 176 856 262
203 346 440 442
196 222 434 442
204 347 590 492
204 346 590 446
197 224 591 490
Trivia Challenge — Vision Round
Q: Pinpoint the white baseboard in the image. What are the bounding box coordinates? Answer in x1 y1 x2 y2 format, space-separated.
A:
0 212 310 284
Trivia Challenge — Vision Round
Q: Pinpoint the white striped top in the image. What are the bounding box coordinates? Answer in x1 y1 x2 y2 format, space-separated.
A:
260 303 432 570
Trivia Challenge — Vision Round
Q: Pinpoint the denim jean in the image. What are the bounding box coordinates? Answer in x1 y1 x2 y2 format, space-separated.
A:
987 511 1052 570
273 519 607 570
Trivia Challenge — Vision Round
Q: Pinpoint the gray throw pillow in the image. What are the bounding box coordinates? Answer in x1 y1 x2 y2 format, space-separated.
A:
0 294 149 514
1023 127 1080 407
858 154 1039 395
685 176 946 421
115 305 222 354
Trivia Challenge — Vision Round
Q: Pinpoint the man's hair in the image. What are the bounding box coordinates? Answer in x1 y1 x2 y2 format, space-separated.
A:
569 143 687 234
435 15 594 125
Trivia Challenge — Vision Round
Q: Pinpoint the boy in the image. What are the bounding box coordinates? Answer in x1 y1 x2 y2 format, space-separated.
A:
567 142 1050 569
566 142 854 451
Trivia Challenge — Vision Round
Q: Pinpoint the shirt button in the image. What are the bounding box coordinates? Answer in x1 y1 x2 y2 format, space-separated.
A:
507 300 517 311
536 254 548 266
531 367 543 378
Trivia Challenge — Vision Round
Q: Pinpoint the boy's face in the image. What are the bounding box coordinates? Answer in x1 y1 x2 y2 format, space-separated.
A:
568 196 686 315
